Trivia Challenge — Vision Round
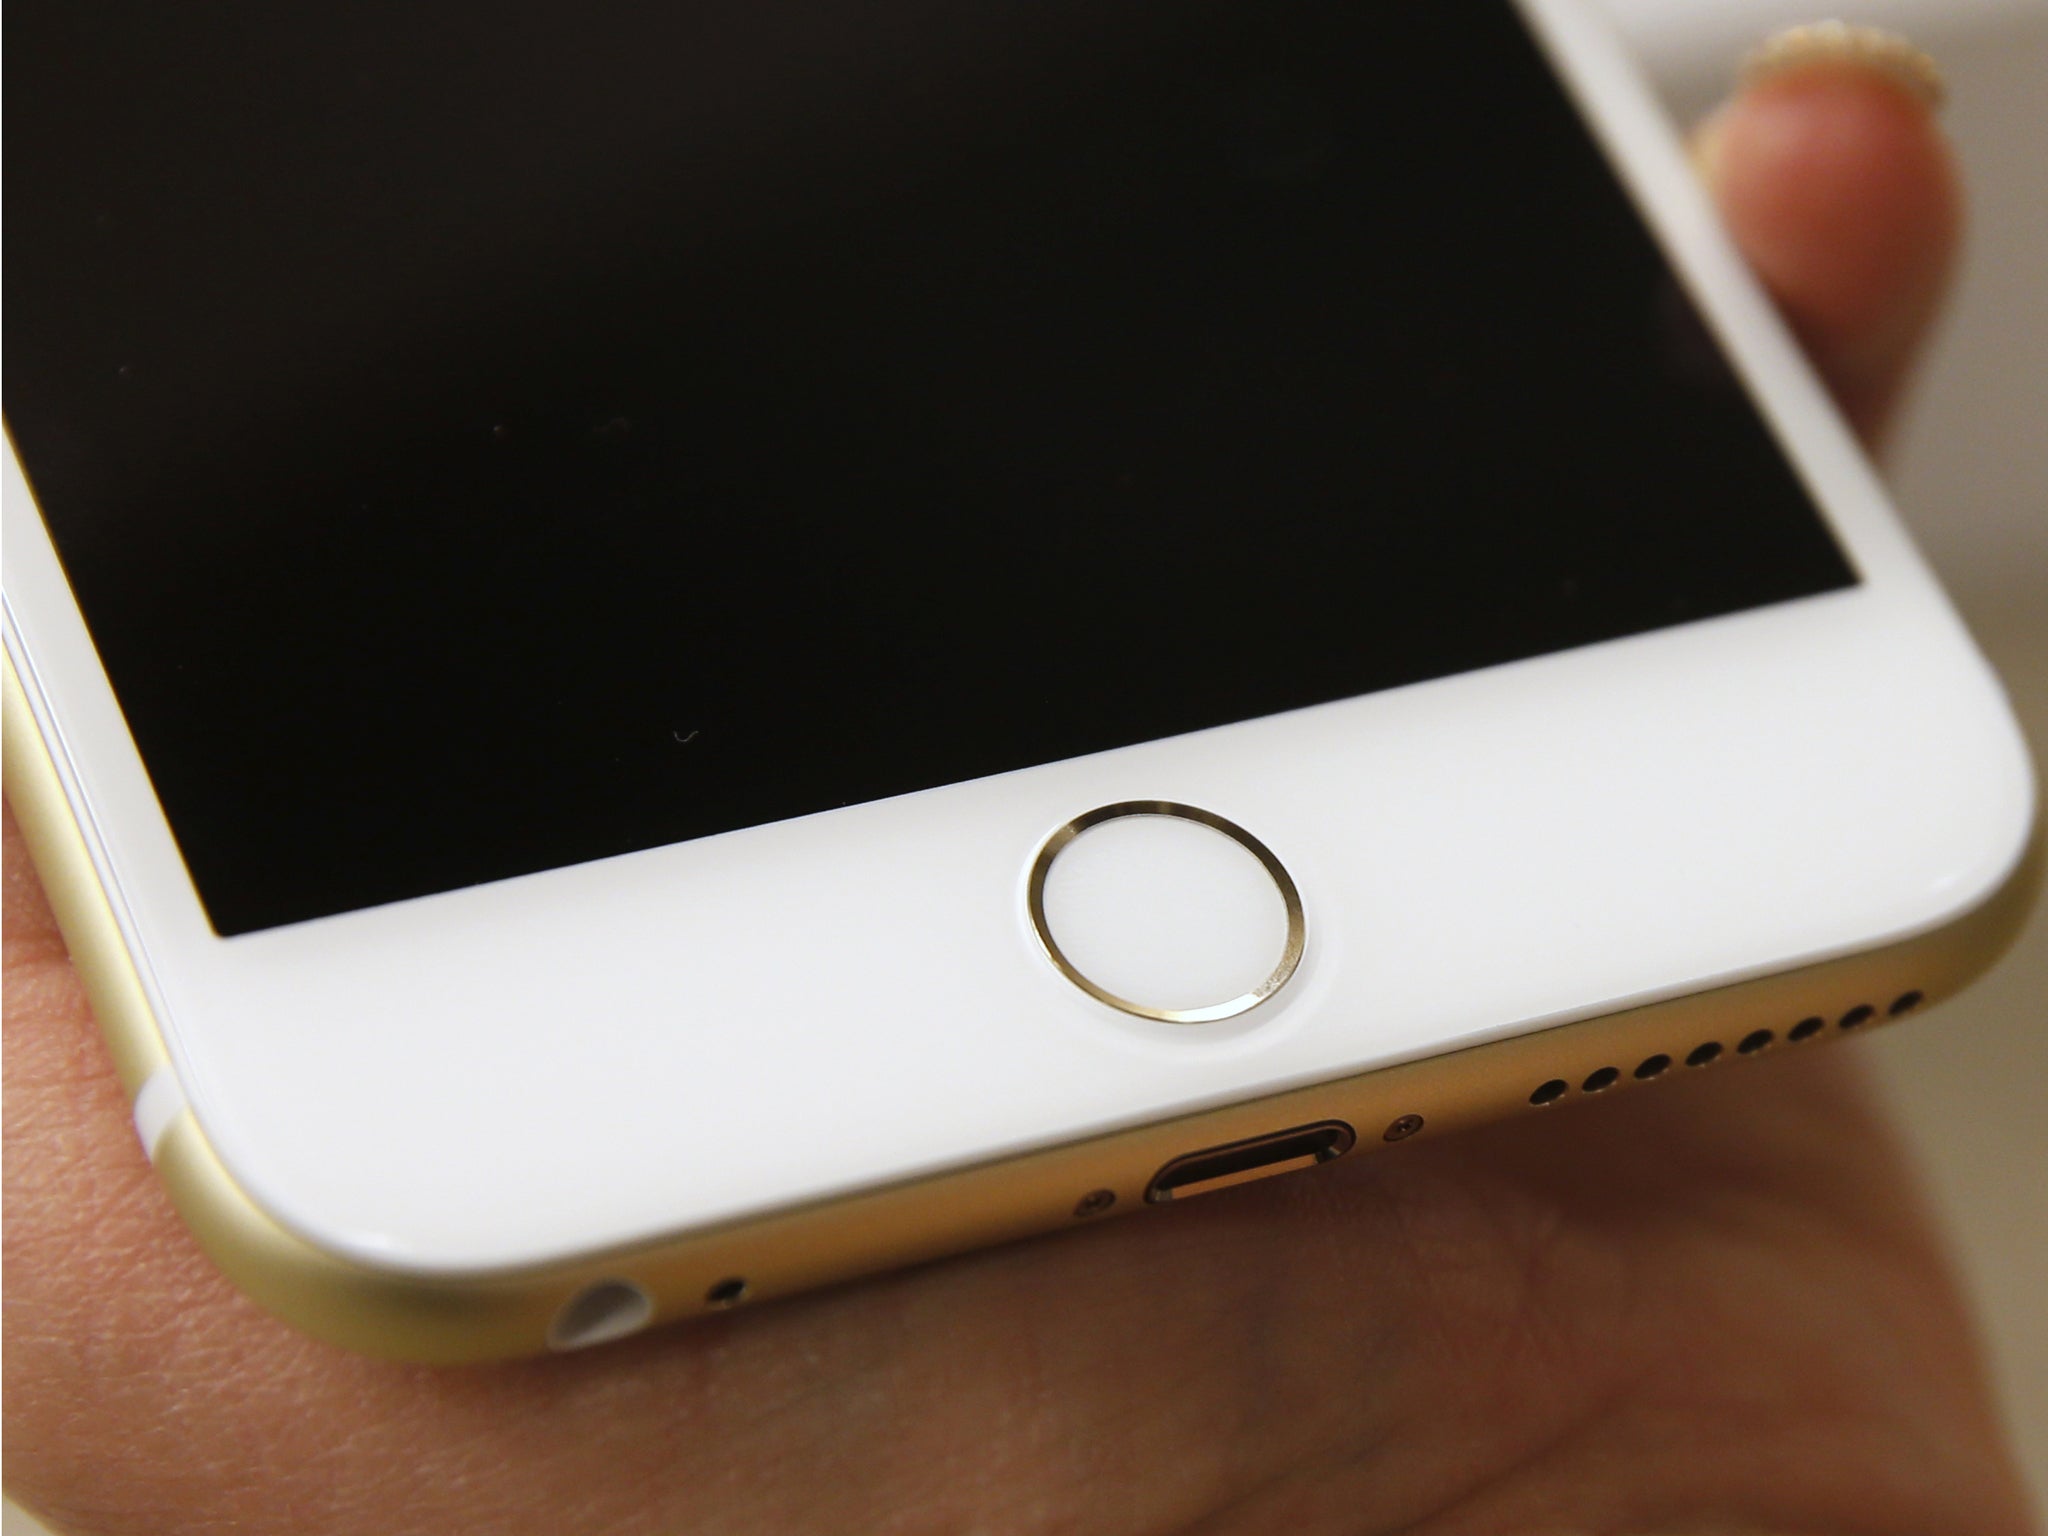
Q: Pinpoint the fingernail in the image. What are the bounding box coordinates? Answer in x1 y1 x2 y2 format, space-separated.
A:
1740 22 1946 111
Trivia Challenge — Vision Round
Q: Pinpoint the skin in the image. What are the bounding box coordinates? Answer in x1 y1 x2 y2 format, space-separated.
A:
4 59 2030 1536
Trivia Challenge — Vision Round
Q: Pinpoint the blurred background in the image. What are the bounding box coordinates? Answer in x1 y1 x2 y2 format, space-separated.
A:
6 0 2043 1529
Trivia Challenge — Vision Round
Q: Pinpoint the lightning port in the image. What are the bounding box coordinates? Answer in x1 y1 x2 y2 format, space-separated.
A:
1144 1120 1356 1204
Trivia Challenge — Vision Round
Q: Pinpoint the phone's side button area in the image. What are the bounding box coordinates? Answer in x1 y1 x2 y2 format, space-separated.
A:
1025 802 1304 1027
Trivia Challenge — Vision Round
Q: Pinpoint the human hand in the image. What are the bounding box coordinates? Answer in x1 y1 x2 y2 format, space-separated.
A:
6 35 2031 1536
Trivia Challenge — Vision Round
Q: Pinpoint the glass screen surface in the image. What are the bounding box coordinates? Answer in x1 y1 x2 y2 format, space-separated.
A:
6 0 1855 935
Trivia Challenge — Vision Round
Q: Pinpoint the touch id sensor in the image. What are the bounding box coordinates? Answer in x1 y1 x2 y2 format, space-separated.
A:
1027 803 1306 1024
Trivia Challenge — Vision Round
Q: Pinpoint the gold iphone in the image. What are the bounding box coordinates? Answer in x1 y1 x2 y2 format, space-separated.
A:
4 0 2035 1361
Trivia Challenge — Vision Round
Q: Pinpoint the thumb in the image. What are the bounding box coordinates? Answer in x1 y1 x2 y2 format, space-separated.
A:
1693 24 1961 447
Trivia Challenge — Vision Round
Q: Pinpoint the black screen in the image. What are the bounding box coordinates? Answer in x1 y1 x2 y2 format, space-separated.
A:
5 1 1855 934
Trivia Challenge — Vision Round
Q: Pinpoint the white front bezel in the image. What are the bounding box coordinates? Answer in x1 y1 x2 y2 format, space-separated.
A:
4 0 2034 1276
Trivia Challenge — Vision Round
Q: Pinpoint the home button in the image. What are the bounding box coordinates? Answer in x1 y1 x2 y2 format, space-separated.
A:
1026 803 1305 1024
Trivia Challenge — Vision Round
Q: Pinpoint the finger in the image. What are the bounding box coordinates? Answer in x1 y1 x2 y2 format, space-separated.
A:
1693 25 1961 446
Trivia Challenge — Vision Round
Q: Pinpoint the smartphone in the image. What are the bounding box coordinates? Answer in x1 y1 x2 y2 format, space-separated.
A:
4 0 2036 1361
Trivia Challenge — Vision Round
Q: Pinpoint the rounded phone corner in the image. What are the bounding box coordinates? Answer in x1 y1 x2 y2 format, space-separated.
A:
6 649 565 1361
149 1107 570 1364
1912 729 2041 960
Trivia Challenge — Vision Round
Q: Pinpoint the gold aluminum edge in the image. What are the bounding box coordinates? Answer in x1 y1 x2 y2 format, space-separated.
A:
5 652 2040 1363
4 650 171 1098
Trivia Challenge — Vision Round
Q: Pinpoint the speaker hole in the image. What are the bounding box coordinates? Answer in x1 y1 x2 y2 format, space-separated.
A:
1530 1079 1569 1106
1686 1042 1723 1067
1635 1053 1672 1080
1738 1029 1775 1055
1789 1016 1825 1042
1582 1066 1621 1093
706 1277 750 1309
1839 1004 1876 1030
1889 990 1925 1017
548 1279 654 1351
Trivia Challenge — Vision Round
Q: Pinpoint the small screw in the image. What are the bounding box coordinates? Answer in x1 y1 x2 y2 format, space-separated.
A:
1383 1114 1425 1142
1073 1189 1117 1218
